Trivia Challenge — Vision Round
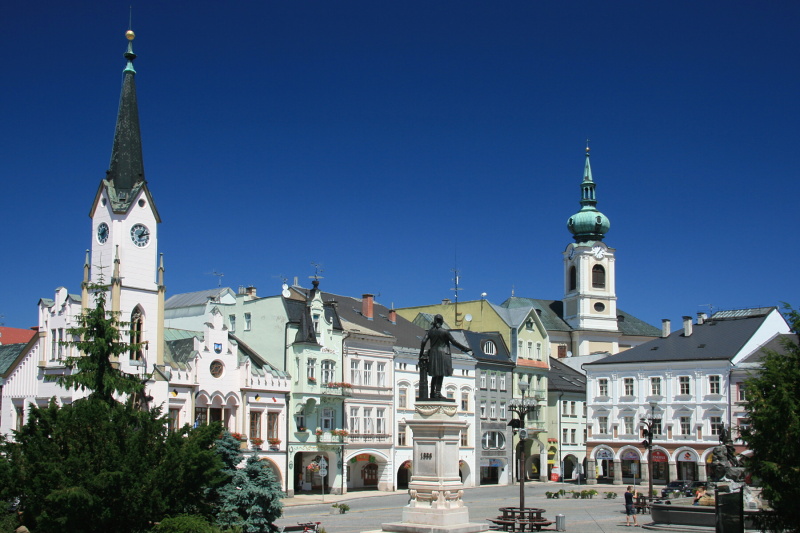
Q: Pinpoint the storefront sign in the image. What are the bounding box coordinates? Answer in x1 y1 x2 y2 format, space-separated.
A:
677 451 696 462
651 450 668 463
621 450 640 461
596 449 614 460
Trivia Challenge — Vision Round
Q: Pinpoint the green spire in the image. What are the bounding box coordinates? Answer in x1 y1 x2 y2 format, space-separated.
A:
566 144 610 243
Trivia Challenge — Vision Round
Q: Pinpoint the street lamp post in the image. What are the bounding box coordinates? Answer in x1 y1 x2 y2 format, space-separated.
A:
640 401 661 505
508 380 537 511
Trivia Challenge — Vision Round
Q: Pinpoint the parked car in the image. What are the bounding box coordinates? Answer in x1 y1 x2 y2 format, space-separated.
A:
661 480 694 498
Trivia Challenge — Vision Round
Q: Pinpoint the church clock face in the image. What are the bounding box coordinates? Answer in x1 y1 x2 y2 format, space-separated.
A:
592 244 605 259
130 223 150 247
97 222 109 244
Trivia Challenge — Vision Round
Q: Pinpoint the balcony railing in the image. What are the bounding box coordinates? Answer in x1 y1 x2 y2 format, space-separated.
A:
321 383 353 397
345 433 391 443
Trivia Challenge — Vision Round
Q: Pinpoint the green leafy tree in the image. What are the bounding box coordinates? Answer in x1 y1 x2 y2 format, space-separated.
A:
1 288 224 532
213 432 284 533
51 285 146 403
742 305 800 532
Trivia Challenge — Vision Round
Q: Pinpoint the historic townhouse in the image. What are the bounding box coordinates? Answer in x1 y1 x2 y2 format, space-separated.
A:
584 308 790 486
546 357 588 481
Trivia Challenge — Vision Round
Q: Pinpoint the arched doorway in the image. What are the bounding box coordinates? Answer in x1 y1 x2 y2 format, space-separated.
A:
675 449 698 481
293 452 332 493
620 447 642 484
397 461 411 489
563 455 579 481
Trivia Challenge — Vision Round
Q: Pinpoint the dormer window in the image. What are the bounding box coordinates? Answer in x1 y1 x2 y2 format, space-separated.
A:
483 340 496 355
313 314 320 335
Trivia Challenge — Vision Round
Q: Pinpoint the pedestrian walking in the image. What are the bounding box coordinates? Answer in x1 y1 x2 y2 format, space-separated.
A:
624 486 639 526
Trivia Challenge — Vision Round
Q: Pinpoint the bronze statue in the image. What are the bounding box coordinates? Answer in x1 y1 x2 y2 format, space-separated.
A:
418 314 471 401
710 426 745 483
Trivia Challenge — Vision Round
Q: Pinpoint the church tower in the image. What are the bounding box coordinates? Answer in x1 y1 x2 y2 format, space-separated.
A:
562 145 617 333
84 30 165 369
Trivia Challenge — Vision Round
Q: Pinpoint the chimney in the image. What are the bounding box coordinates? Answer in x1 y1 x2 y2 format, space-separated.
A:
388 309 397 324
362 294 374 320
441 298 451 305
661 319 671 338
246 286 257 299
682 316 693 337
697 312 707 325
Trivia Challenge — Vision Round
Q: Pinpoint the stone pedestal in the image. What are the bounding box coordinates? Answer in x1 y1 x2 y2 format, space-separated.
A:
379 401 488 533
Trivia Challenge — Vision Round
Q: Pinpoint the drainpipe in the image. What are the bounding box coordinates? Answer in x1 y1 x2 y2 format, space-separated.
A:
558 391 564 482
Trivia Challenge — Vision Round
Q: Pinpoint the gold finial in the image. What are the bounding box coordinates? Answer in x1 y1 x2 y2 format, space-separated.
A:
585 138 591 153
126 30 135 41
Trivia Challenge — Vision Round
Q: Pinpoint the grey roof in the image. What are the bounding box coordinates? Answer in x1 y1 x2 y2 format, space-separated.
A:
585 308 777 365
739 333 798 365
38 293 82 309
499 297 660 337
454 330 513 366
165 288 236 309
0 343 29 376
548 357 587 393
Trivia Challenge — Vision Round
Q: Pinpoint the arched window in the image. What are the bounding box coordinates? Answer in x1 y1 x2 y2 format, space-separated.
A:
569 266 577 291
592 265 606 288
130 307 144 360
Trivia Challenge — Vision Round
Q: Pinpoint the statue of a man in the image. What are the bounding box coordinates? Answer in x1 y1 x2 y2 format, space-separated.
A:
418 314 471 401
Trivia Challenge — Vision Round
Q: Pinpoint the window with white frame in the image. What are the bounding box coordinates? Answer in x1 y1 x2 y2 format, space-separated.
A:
351 360 361 385
377 362 386 387
250 411 262 439
737 383 747 402
709 375 721 395
321 360 335 384
461 391 469 411
244 312 251 331
50 329 57 361
399 387 408 408
599 378 608 397
482 431 506 450
536 343 542 360
500 402 506 420
571 428 577 444
363 407 373 433
312 313 320 334
499 373 507 391
562 428 569 443
518 340 523 357
490 402 496 419
598 416 608 434
363 361 373 386
480 400 486 418
570 401 576 416
322 407 334 431
680 416 691 435
349 407 360 433
710 416 723 436
307 358 316 380
679 376 691 395
295 414 305 431
484 341 496 355
651 376 661 396
267 412 279 439
583 402 587 417
480 371 487 389
15 406 24 431
490 372 497 390
623 416 634 435
623 377 634 396
446 387 455 401
376 408 386 434
562 400 569 415
461 431 468 446
229 314 236 333
398 426 407 446
652 416 662 435
527 341 533 358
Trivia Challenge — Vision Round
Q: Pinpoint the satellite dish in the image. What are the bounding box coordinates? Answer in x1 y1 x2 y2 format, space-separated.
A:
465 314 473 322
281 282 290 298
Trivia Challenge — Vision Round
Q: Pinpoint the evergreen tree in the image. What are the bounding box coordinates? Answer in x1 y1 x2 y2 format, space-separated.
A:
213 432 284 532
742 305 800 532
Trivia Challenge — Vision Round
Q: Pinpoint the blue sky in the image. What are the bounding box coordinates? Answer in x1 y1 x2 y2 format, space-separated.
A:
2 1 798 330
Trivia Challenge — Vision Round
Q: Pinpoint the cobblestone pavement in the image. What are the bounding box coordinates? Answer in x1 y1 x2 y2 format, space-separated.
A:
277 483 655 533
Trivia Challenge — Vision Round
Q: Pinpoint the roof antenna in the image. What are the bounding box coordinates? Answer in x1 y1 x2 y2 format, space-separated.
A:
212 271 224 287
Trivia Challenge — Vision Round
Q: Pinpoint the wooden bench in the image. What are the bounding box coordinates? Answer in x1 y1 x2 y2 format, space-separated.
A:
517 519 554 531
487 518 518 531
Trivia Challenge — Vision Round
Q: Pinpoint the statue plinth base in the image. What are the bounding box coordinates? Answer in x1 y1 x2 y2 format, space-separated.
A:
377 401 487 533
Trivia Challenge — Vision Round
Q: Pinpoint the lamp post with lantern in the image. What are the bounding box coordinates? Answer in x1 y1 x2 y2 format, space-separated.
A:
508 380 538 510
640 400 661 505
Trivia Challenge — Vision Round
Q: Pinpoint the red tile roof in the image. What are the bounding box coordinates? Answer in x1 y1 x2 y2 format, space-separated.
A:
0 326 37 345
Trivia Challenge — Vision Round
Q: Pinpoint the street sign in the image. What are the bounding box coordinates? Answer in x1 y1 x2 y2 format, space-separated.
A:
319 468 328 477
319 457 328 468
519 429 529 440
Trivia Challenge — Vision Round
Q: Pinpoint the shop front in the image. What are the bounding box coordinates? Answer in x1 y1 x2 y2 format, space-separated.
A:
650 449 668 483
620 448 642 484
676 449 698 481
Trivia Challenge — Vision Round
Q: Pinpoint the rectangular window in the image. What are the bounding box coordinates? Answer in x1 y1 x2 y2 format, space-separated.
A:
562 400 569 415
376 408 386 434
398 426 407 446
249 411 262 439
624 416 634 435
651 376 661 396
377 362 386 387
570 401 576 416
490 373 497 390
737 383 747 402
500 402 506 420
562 428 568 443
480 371 487 389
624 377 634 396
267 412 279 439
322 408 334 431
710 416 723 436
571 428 577 444
50 329 57 361
499 373 507 391
461 391 469 411
229 314 236 333
599 378 608 397
349 407 360 434
244 312 251 331
57 328 65 359
295 414 305 431
536 343 542 360
709 375 721 395
399 387 408 409
307 358 316 380
598 416 608 434
363 408 373 433
321 360 334 384
680 416 691 435
446 388 454 400
652 418 662 435
168 408 180 433
15 406 24 431
583 429 587 444
679 376 691 395
461 431 468 446
527 341 533 358
480 401 486 418
194 407 208 427
351 360 360 385
363 361 373 386
583 402 587 418
490 402 497 419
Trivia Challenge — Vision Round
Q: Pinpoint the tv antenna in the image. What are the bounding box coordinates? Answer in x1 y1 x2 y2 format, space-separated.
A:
208 270 224 287
451 267 464 326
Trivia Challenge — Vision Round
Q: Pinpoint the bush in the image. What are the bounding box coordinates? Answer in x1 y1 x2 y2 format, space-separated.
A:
151 514 220 533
